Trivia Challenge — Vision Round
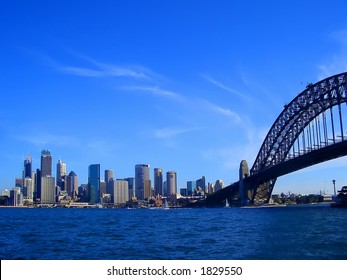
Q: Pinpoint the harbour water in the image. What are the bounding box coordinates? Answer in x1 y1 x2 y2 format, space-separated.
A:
1 205 347 260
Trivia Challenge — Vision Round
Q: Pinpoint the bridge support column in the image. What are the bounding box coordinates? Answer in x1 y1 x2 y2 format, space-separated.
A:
251 178 277 205
239 160 251 205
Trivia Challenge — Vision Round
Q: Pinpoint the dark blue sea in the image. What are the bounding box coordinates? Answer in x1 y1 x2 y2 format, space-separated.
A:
1 205 347 260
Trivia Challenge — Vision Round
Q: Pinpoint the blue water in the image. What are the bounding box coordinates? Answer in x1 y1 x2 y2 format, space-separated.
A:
1 205 347 260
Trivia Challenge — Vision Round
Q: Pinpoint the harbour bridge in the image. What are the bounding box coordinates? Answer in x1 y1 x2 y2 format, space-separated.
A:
205 72 347 206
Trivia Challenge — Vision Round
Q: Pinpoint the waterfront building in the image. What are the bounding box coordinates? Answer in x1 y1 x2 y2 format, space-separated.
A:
135 164 150 200
41 176 56 203
214 180 225 192
109 179 129 204
10 188 23 206
24 154 32 179
143 179 152 199
105 170 114 184
23 177 34 201
166 171 177 195
124 177 136 199
88 164 100 203
100 180 107 195
56 159 66 189
196 176 206 194
154 168 164 196
105 170 114 195
66 171 78 199
187 181 196 196
41 150 52 177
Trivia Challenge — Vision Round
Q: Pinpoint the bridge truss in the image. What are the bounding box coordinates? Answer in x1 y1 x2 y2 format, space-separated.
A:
205 72 347 206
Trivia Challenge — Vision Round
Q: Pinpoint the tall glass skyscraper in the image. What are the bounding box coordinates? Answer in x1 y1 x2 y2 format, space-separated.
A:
23 154 32 179
88 164 100 203
154 168 163 196
41 150 52 177
135 164 150 200
56 159 66 189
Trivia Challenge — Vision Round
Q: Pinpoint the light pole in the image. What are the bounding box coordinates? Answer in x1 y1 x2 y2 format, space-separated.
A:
332 179 336 196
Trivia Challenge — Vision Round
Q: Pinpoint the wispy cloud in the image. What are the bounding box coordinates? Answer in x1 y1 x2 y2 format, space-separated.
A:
201 100 243 125
60 62 149 79
202 74 250 101
122 85 183 100
154 126 204 139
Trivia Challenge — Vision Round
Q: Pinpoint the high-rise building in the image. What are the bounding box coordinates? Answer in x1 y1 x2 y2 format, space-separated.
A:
23 177 34 201
56 159 66 188
166 171 177 195
105 170 114 195
214 180 225 192
196 176 206 194
124 177 135 199
24 155 32 179
41 176 56 203
109 179 129 204
105 170 114 184
154 168 163 196
135 164 150 200
66 171 78 199
41 150 52 177
187 181 196 196
88 164 100 204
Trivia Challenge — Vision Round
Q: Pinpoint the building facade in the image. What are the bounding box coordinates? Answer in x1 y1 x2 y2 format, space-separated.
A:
88 164 100 204
41 150 52 177
41 176 56 203
135 164 150 200
166 171 177 195
154 168 163 196
66 171 78 199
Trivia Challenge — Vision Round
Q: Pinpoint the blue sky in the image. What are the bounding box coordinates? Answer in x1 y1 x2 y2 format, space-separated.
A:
1 0 347 195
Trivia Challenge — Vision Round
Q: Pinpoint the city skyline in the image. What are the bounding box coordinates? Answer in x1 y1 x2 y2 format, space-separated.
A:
1 1 347 195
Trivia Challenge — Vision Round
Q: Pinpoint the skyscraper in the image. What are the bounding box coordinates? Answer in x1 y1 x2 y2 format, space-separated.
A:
166 171 177 195
56 159 66 189
105 169 114 195
135 164 150 200
66 171 78 199
24 155 32 179
41 150 52 177
88 164 100 204
124 177 136 199
105 170 114 184
154 168 163 196
41 176 56 203
109 179 129 204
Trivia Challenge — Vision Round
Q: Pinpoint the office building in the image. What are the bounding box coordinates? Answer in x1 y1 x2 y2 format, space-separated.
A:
66 171 78 199
41 150 52 177
135 164 150 200
187 181 196 196
56 159 66 189
166 171 177 195
41 176 56 203
196 176 206 193
88 164 100 203
105 170 114 195
124 177 136 199
23 177 34 201
109 179 129 204
214 180 225 192
154 168 163 196
24 154 32 179
105 170 114 184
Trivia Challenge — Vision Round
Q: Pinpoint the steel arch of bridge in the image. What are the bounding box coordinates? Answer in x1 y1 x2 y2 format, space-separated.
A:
205 72 347 206
251 72 347 176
